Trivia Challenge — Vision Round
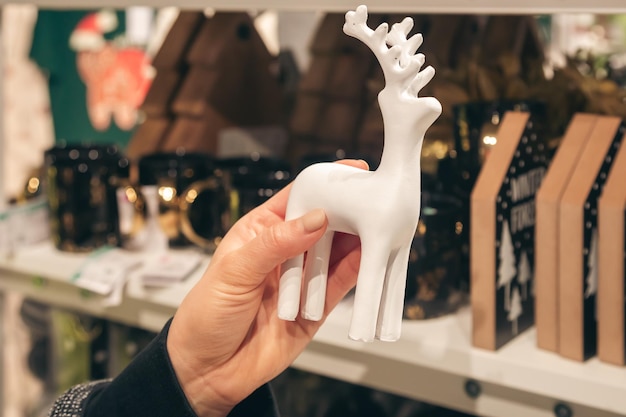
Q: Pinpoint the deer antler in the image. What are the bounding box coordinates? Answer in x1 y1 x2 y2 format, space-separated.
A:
343 6 388 61
343 5 434 98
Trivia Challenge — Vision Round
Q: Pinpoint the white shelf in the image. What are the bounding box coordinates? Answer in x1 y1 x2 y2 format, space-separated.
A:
3 0 626 14
0 242 203 332
299 301 626 417
1 242 626 417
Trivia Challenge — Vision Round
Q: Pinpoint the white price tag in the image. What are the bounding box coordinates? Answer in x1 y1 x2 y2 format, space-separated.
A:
72 248 143 298
75 262 126 295
10 200 49 249
140 251 202 287
0 199 50 256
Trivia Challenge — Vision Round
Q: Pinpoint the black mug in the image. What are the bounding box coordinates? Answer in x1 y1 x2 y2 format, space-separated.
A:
217 156 292 223
404 190 468 320
45 144 130 252
133 151 230 251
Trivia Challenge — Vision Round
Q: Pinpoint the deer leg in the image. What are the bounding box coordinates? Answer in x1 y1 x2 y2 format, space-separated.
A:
349 238 389 342
278 254 304 320
376 242 411 341
301 231 335 321
278 202 308 320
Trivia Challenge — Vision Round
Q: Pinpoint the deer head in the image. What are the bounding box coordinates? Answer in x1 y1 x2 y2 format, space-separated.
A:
343 5 441 132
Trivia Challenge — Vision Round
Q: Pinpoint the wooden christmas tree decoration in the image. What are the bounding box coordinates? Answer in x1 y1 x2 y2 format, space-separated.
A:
277 5 442 342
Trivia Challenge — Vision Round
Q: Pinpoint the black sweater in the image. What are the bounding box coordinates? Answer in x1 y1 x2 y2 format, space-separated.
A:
48 319 279 417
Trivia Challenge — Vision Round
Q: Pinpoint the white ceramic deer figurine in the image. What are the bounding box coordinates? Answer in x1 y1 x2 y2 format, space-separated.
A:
278 5 442 342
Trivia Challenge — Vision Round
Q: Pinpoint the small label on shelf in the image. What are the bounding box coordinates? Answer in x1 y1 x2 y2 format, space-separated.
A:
71 247 143 301
0 199 49 257
10 200 49 248
140 251 202 287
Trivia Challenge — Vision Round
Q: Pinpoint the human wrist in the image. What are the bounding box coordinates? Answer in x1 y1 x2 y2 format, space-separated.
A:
166 325 236 417
174 371 232 417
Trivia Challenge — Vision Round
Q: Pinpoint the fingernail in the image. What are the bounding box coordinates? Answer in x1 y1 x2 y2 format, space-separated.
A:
301 209 326 233
358 159 370 170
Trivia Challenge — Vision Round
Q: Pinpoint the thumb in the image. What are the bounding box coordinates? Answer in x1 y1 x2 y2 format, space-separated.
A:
227 209 328 288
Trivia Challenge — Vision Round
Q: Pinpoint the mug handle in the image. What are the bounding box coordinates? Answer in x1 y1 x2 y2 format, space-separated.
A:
179 177 229 252
115 181 148 243
154 179 181 241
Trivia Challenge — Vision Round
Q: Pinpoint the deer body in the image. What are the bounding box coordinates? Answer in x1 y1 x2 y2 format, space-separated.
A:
278 6 442 342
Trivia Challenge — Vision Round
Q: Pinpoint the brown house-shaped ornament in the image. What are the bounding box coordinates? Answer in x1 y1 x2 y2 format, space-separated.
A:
598 122 626 366
534 113 598 353
559 116 625 361
471 111 548 350
127 11 284 164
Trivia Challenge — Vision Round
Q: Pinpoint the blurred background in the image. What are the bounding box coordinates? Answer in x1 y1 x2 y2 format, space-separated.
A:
1 5 626 417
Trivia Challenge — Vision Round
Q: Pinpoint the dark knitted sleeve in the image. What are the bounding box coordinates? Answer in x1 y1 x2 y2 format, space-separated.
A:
48 380 111 417
47 319 280 417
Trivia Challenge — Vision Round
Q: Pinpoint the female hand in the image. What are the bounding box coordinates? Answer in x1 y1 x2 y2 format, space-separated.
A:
166 160 367 417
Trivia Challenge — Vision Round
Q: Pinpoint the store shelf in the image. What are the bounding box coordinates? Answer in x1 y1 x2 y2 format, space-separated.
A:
298 302 626 417
0 242 203 332
2 0 626 14
1 242 625 417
